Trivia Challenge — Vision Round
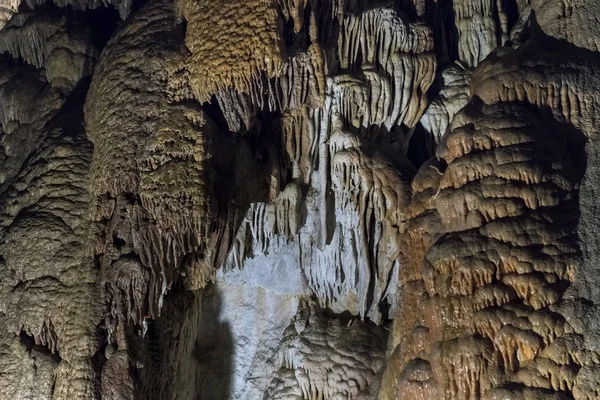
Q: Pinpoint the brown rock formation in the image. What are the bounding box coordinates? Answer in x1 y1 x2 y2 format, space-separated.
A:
0 0 598 398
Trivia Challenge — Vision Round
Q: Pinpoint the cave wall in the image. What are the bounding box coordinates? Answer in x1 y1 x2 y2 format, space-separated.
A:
0 0 599 399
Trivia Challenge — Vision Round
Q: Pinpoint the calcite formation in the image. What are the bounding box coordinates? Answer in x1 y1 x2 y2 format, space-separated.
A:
265 301 387 399
0 0 599 399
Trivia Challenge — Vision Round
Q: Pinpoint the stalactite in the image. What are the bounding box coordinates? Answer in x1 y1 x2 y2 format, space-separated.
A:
0 10 98 88
178 0 284 103
0 12 61 68
453 0 508 67
337 7 436 129
3 0 600 397
420 63 472 143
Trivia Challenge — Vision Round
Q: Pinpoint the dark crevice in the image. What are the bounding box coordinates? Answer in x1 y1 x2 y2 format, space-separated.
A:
280 5 312 57
81 6 121 49
19 331 62 363
379 297 392 322
128 0 150 16
11 3 120 52
396 0 418 20
124 192 138 205
491 0 504 45
320 307 358 322
503 0 521 33
112 234 127 249
91 326 109 390
176 18 188 54
204 95 236 135
406 124 437 169
364 208 377 321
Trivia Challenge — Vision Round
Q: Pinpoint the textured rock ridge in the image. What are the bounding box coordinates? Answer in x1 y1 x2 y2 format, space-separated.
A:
265 301 387 399
0 9 100 398
381 5 600 398
381 100 589 399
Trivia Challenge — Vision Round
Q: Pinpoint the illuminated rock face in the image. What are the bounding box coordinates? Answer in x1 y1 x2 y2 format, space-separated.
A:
0 0 600 399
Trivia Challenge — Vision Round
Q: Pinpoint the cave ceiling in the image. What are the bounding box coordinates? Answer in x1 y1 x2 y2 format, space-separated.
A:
1 0 600 399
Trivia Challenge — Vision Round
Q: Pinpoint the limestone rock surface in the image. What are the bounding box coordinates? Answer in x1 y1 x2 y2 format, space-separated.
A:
0 0 599 399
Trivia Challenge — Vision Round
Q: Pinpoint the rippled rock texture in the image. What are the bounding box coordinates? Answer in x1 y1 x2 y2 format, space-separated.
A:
0 0 599 399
